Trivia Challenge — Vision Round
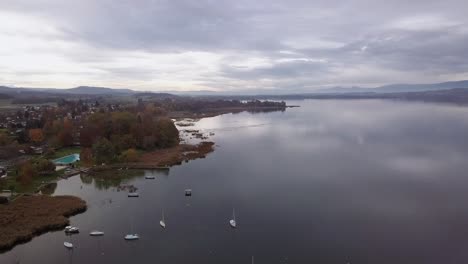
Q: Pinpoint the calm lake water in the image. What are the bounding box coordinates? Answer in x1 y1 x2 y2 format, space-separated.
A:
3 99 468 264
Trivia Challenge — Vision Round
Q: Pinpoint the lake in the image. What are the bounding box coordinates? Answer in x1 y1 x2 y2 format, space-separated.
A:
2 99 468 264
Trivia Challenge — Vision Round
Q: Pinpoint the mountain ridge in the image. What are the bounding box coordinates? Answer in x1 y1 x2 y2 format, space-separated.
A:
2 80 468 96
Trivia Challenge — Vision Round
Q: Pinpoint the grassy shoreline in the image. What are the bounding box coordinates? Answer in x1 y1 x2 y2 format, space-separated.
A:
0 195 87 251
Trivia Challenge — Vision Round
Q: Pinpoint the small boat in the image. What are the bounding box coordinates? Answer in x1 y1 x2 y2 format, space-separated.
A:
124 234 139 240
229 208 237 228
160 209 166 228
128 192 139 197
125 217 139 240
65 226 79 234
89 231 104 236
185 189 192 196
145 175 155 179
64 242 73 249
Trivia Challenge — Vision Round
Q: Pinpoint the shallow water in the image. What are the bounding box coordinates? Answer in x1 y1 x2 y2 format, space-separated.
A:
3 99 468 264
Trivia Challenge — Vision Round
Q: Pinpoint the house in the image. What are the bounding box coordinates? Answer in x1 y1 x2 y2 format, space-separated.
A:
0 166 7 178
0 190 11 204
30 146 44 155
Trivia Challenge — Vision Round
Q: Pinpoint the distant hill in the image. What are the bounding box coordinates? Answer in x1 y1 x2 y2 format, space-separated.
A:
0 85 136 96
375 80 468 93
3 80 468 96
316 80 468 94
60 86 136 95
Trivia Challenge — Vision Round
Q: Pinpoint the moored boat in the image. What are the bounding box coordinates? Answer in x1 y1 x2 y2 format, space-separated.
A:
89 231 104 236
64 242 73 249
124 234 139 240
65 226 79 234
160 209 166 228
229 208 237 228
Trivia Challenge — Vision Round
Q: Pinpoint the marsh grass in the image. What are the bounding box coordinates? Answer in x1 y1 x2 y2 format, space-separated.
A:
0 195 86 251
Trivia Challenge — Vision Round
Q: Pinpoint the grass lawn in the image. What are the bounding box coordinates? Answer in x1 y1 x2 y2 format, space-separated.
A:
47 146 81 160
4 168 65 194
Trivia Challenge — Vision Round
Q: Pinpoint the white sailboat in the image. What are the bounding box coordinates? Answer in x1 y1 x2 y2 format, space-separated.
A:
160 209 166 228
229 208 237 228
127 192 139 197
63 242 73 249
124 234 139 240
125 217 139 240
89 231 104 236
65 226 79 234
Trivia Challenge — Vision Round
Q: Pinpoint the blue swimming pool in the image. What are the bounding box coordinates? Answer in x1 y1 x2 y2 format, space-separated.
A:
53 153 80 165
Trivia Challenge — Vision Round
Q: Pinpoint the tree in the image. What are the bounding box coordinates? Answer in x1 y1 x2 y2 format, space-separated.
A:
0 133 11 146
58 130 73 147
155 118 179 148
120 148 139 163
29 128 44 144
58 119 74 147
80 126 97 147
17 161 37 185
111 134 136 152
92 138 115 164
35 158 56 174
80 147 93 165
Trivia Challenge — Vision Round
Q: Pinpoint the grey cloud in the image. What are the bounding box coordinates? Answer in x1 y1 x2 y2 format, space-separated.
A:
221 60 330 80
1 0 468 90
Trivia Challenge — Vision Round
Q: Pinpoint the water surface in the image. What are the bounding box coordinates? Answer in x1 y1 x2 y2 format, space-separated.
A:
3 99 468 264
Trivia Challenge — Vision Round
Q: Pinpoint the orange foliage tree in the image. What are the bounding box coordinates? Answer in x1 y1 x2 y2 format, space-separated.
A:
17 161 37 186
28 128 44 144
80 148 93 166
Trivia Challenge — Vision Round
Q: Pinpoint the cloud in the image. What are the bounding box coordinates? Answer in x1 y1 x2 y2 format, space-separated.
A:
0 0 468 91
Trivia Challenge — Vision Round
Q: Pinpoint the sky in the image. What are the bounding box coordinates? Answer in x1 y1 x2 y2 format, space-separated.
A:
1 0 468 93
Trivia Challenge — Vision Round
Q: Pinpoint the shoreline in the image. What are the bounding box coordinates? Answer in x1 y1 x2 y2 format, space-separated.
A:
168 105 293 119
0 106 283 253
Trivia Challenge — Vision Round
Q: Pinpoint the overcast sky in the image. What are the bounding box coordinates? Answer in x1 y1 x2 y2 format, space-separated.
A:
1 0 467 92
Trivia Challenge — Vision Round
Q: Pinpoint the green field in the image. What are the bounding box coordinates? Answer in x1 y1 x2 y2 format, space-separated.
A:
3 169 65 194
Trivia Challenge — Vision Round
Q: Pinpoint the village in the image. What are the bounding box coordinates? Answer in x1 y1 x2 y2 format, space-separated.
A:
0 97 180 203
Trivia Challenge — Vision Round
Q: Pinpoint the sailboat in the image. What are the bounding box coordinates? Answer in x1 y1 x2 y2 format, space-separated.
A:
65 226 79 234
160 209 166 228
125 217 139 240
89 231 104 236
63 242 73 249
127 192 139 197
229 208 237 228
124 234 139 240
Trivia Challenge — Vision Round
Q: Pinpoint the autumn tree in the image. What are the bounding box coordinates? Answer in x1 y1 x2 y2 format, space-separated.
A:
79 126 97 147
120 148 139 163
80 147 93 166
92 138 115 164
17 161 37 185
58 119 73 147
35 158 56 174
28 128 44 144
155 118 179 148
